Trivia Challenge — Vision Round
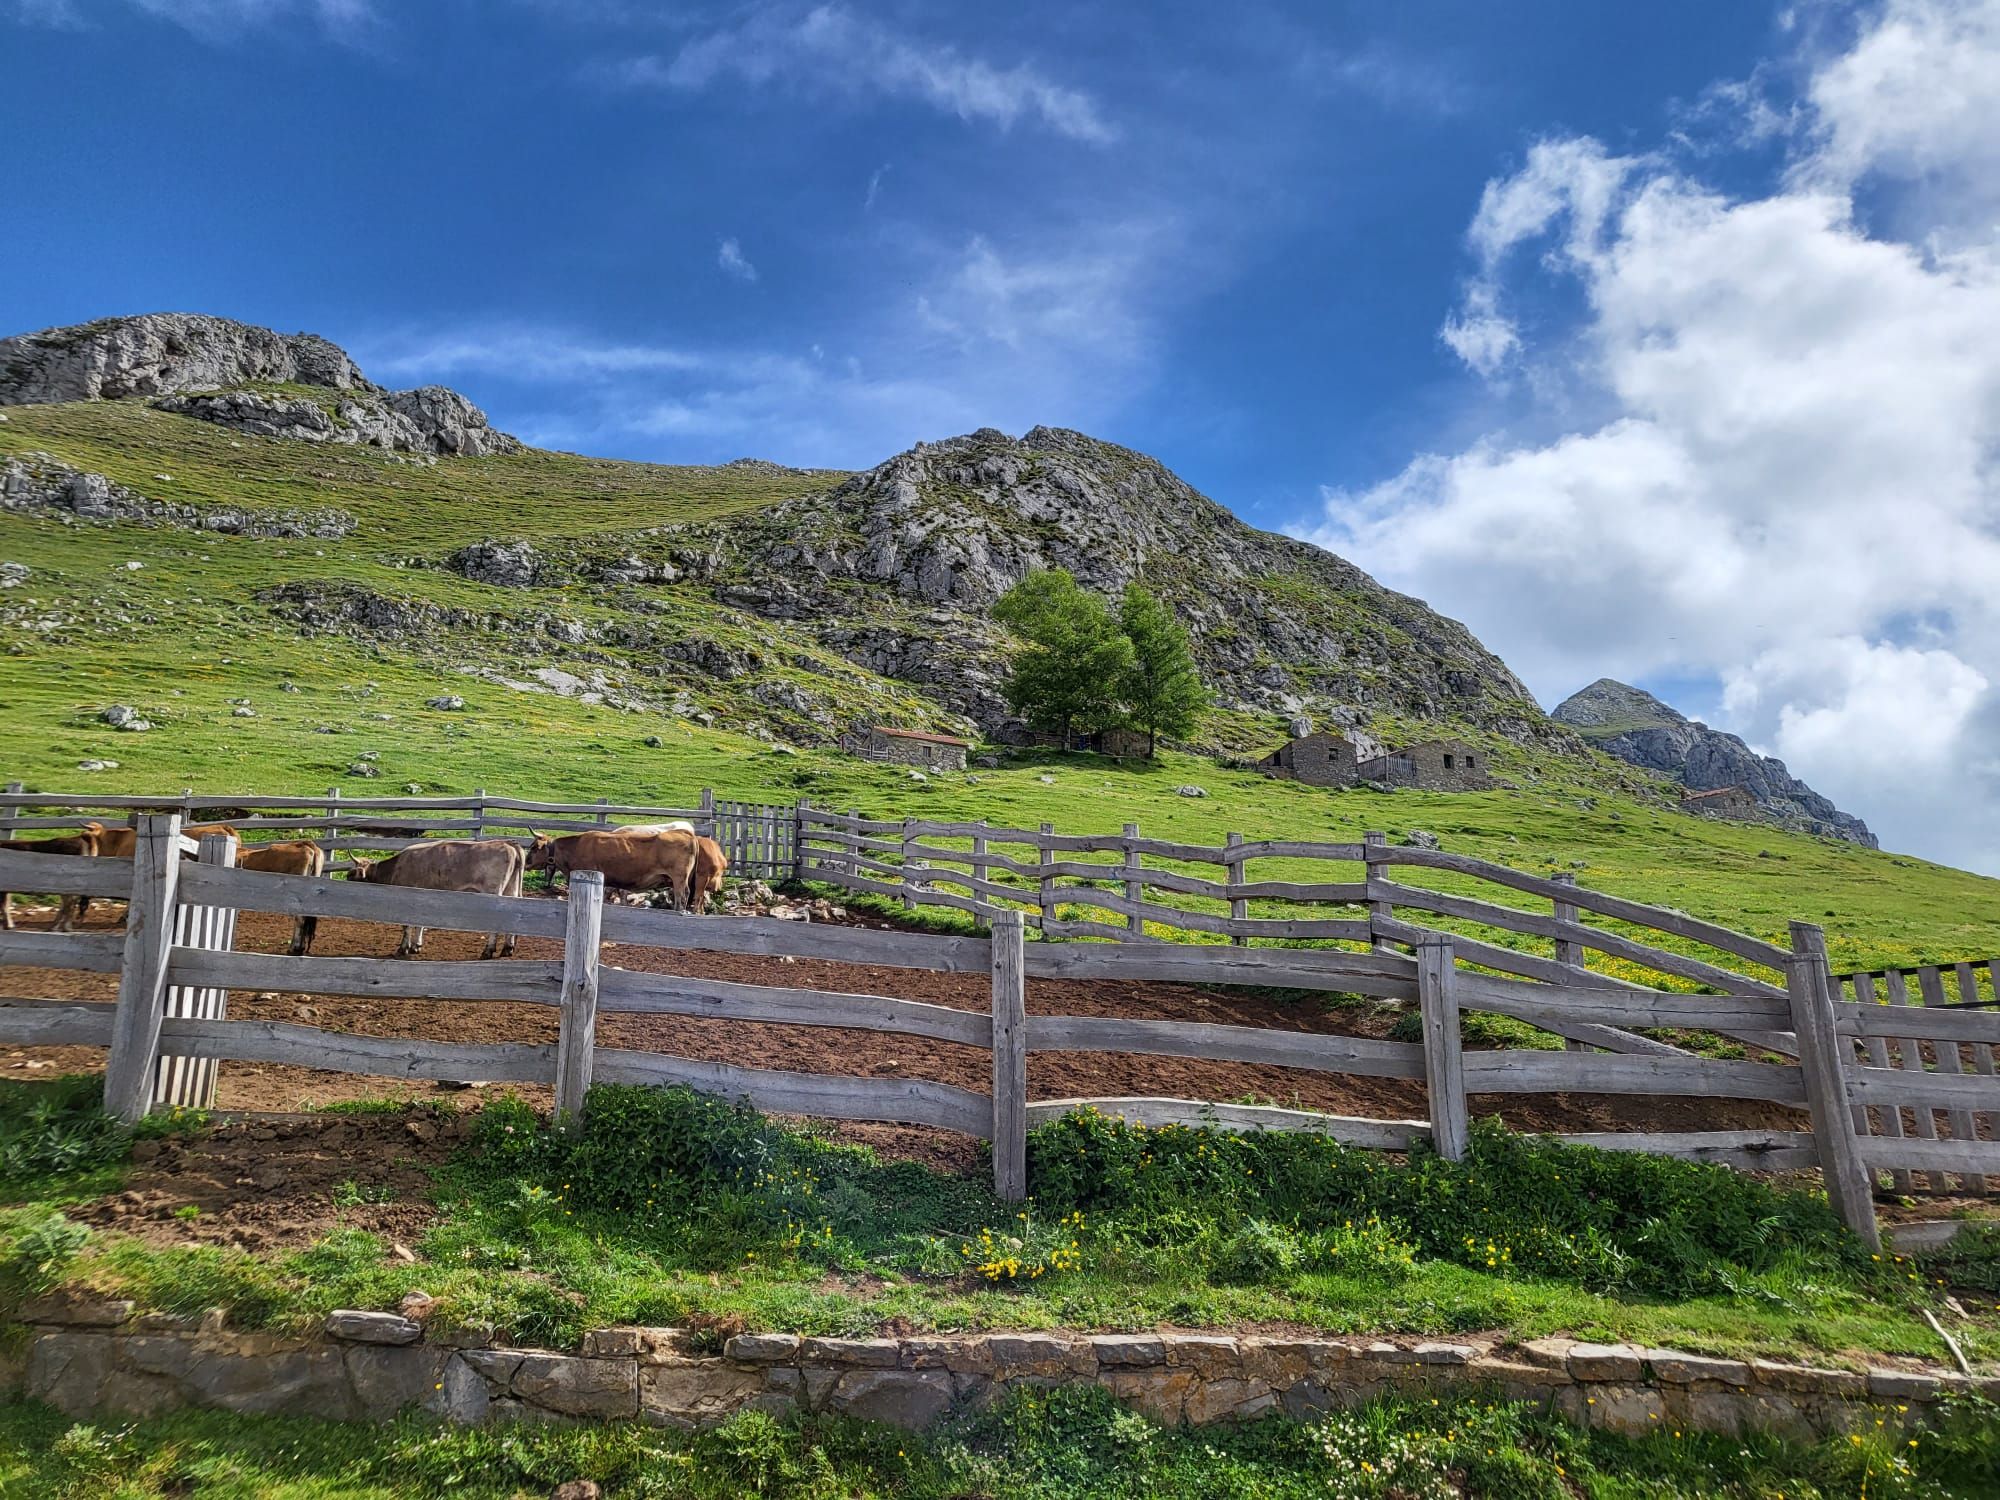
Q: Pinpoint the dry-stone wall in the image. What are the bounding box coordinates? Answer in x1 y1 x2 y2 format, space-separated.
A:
6 1294 1988 1440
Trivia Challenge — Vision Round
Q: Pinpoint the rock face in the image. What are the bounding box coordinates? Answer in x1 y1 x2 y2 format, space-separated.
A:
664 427 1554 739
0 314 519 458
0 313 368 403
1553 679 1876 847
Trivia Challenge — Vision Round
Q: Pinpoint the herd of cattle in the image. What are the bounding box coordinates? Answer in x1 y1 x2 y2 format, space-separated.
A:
0 818 730 959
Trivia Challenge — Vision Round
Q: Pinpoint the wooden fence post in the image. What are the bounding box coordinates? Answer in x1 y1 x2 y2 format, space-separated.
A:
971 822 988 919
990 910 1027 1201
104 815 184 1124
472 788 487 840
1364 832 1393 954
0 782 21 844
1788 921 1881 1249
700 788 716 840
154 832 238 1112
1122 822 1143 938
554 870 605 1127
791 800 809 885
1416 936 1468 1162
901 816 920 914
1225 832 1246 947
1037 822 1055 932
324 786 341 855
1552 872 1588 1051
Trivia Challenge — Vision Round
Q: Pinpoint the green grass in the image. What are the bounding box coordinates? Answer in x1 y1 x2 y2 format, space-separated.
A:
7 1081 1997 1374
2 1384 1997 1499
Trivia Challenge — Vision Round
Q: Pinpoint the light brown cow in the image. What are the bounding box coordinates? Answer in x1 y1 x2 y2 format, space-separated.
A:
687 835 729 915
68 820 239 928
0 827 102 931
236 841 328 955
529 828 698 908
347 838 531 958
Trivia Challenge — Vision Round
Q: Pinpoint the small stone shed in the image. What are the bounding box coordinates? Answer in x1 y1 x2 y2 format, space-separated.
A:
1257 731 1371 787
860 726 971 772
1357 740 1493 792
1681 784 1758 821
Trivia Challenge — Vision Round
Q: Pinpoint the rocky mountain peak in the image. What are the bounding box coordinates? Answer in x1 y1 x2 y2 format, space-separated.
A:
0 313 375 404
691 425 1555 740
1553 678 1876 847
0 313 518 458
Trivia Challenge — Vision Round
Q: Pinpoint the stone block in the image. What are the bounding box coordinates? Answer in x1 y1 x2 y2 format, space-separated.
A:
987 1334 1091 1377
580 1327 645 1358
122 1335 199 1380
1567 1343 1644 1381
511 1355 639 1419
187 1346 355 1419
429 1354 492 1424
428 1322 498 1350
641 1363 766 1429
459 1348 525 1391
801 1337 900 1368
18 1294 133 1328
346 1345 449 1420
1090 1334 1167 1368
725 1333 801 1364
1100 1367 1196 1426
95 1369 184 1418
1646 1351 1751 1388
1184 1377 1278 1425
325 1310 422 1346
1239 1340 1314 1387
1519 1337 1576 1370
1581 1382 1666 1435
1412 1342 1475 1366
1866 1368 1941 1400
1468 1357 1570 1400
825 1368 954 1429
1749 1360 1866 1399
1163 1335 1241 1376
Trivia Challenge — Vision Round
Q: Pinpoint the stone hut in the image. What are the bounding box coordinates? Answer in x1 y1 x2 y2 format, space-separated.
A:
1257 731 1370 787
859 726 971 772
1357 740 1493 791
1681 784 1758 821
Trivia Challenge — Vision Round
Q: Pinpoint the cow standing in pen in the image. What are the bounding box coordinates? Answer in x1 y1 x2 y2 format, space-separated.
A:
347 837 536 959
530 827 703 908
0 825 101 931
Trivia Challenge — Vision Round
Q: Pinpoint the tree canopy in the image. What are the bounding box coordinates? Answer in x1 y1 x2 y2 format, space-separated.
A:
992 570 1206 754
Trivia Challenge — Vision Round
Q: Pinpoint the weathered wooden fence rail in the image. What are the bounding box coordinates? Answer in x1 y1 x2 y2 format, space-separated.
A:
0 784 797 879
5 816 1999 1245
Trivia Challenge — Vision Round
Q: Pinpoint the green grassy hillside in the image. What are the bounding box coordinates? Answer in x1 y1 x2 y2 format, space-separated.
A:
2 398 1996 971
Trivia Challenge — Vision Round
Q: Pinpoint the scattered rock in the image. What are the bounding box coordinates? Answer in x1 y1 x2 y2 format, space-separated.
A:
1037 774 1055 785
324 1310 423 1346
0 562 26 588
551 1484 602 1500
99 704 152 732
1406 829 1440 850
643 735 663 748
77 759 118 772
1175 784 1208 798
231 706 256 718
346 761 379 778
907 770 928 784
425 695 466 712
450 540 542 588
2 451 355 539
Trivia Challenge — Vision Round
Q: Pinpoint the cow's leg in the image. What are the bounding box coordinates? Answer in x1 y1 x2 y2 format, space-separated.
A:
53 895 77 932
291 914 318 956
1 893 12 931
480 931 501 960
71 894 92 927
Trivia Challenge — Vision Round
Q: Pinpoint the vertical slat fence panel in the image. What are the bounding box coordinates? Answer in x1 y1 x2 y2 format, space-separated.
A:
1417 938 1467 1161
1789 923 1880 1247
555 871 604 1126
1884 968 1941 1191
156 832 238 1111
104 815 184 1124
1854 972 1914 1193
1038 822 1055 931
990 910 1027 1201
0 782 20 844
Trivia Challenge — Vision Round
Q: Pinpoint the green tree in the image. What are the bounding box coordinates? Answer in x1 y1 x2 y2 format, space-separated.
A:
993 569 1133 741
1118 582 1207 755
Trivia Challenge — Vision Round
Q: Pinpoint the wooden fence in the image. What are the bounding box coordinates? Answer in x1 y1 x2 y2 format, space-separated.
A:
0 783 799 881
4 818 1999 1244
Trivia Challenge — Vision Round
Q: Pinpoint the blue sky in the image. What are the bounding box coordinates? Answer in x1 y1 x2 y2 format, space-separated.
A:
4 0 2000 874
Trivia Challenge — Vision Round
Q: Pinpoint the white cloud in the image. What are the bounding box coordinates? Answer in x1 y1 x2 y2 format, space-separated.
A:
717 237 759 283
1310 0 2000 873
126 0 375 38
619 3 1114 144
1 0 85 26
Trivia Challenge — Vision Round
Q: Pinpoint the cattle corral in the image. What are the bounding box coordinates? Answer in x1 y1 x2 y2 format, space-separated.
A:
0 786 1997 1248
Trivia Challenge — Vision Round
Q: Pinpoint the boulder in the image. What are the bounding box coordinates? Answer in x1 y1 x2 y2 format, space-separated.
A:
0 313 370 404
451 540 542 588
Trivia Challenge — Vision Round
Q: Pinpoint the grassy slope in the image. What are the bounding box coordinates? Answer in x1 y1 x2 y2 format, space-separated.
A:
1 400 1997 971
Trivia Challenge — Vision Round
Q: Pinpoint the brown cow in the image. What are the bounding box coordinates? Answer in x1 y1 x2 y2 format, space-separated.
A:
0 826 102 931
67 820 238 928
236 841 328 955
529 828 698 908
347 838 531 958
687 835 729 915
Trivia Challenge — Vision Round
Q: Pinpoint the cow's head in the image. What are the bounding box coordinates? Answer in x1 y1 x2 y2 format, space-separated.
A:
690 837 729 915
524 832 556 871
346 855 380 883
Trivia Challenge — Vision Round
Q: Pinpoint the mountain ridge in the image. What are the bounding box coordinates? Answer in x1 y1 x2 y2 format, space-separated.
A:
1552 678 1875 847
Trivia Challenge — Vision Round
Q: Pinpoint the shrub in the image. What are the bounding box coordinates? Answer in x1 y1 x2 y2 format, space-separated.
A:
1027 1109 1862 1296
